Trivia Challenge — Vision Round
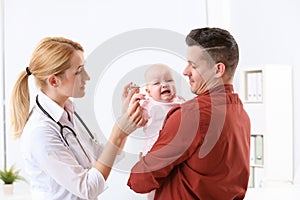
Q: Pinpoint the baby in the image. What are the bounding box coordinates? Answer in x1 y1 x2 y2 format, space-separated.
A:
140 63 185 156
134 63 185 200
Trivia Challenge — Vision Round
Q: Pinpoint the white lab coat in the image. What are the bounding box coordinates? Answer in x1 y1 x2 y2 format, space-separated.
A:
21 91 107 200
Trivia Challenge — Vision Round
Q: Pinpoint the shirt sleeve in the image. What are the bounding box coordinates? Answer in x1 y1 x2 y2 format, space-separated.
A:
28 124 107 199
127 104 202 193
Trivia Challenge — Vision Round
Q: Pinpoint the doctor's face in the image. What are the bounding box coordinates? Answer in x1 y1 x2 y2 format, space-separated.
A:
183 46 215 95
59 50 90 98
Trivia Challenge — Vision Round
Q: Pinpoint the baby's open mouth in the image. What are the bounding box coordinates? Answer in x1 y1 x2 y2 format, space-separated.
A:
161 90 171 95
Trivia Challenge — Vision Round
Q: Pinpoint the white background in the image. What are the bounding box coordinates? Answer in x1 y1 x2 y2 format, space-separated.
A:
0 0 206 199
1 0 300 199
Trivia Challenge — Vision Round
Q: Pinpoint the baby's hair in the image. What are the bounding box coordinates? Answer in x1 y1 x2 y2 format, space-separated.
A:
144 63 173 84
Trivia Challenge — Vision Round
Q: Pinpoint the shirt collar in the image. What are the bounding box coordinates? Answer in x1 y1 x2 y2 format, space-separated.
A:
37 91 74 122
200 84 234 96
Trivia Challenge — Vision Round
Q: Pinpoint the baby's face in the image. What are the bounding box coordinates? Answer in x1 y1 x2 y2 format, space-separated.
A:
146 69 176 103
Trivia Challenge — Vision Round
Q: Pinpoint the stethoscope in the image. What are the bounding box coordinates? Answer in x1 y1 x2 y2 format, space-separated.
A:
36 95 97 162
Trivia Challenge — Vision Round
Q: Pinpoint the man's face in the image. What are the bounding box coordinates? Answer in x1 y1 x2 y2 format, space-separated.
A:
183 45 215 95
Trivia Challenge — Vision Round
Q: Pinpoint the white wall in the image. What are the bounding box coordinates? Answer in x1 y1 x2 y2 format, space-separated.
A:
228 0 300 184
2 0 206 199
3 0 300 199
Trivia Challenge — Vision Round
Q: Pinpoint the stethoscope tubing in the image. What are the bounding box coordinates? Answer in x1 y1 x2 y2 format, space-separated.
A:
35 95 95 162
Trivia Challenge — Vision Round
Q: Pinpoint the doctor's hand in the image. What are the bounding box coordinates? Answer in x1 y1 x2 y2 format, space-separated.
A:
121 82 139 113
117 83 147 135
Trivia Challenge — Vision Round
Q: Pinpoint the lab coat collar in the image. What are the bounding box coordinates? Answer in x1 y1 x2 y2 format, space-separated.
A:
37 91 74 123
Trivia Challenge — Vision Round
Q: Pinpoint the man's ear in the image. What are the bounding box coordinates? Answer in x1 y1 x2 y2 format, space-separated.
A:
214 63 225 78
47 74 59 87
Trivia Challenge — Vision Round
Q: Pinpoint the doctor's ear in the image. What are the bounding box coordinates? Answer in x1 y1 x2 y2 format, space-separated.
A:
47 74 59 87
214 63 225 77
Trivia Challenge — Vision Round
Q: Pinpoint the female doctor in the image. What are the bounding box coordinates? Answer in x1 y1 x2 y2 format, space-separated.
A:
9 37 146 200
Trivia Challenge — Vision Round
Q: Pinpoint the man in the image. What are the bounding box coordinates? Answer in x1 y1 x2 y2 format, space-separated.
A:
128 27 251 200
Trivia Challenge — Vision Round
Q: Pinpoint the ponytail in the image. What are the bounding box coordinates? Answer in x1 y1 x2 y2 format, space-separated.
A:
10 70 30 139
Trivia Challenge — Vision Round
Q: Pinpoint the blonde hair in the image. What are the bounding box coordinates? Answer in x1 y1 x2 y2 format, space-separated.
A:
10 37 83 139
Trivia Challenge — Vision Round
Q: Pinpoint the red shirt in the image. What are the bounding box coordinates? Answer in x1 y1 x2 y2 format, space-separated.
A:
127 84 251 200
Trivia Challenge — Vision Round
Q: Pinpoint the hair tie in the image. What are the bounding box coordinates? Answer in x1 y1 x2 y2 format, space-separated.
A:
26 67 32 76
